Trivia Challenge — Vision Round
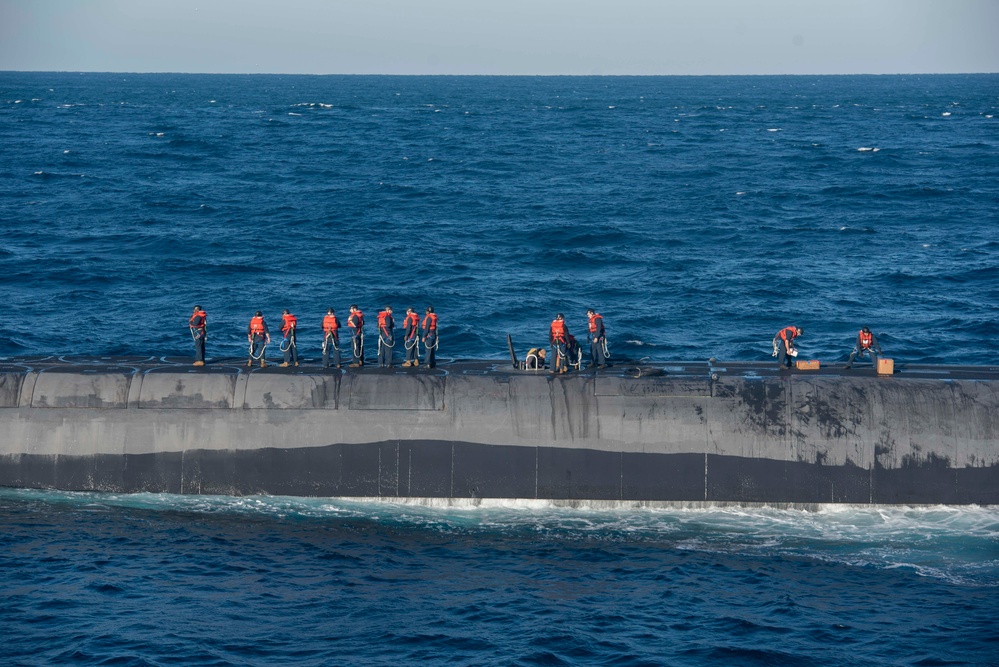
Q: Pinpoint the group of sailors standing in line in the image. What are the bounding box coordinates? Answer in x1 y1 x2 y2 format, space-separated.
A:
187 305 439 369
188 305 884 372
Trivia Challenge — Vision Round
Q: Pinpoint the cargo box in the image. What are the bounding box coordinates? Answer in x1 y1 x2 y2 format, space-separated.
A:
877 358 894 375
795 360 820 370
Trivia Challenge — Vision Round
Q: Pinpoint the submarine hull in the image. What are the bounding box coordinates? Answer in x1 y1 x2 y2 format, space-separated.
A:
1 357 997 505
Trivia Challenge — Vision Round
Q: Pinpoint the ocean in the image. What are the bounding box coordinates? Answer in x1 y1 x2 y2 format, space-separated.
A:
1 72 998 665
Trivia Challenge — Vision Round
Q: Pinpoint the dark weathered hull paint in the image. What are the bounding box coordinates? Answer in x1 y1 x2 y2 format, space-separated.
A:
1 356 997 505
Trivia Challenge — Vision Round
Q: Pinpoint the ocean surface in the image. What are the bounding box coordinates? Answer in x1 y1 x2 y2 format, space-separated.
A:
2 72 999 665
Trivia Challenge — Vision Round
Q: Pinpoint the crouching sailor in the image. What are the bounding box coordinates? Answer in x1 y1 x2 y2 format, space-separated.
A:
550 313 570 374
422 306 438 368
348 305 365 368
189 304 207 366
586 308 608 369
525 347 547 370
280 309 298 367
844 325 882 369
377 306 395 368
401 307 420 367
322 308 342 369
772 325 802 369
247 311 271 368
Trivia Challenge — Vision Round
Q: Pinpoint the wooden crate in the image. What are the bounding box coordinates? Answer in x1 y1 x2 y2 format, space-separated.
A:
795 360 820 370
877 358 894 375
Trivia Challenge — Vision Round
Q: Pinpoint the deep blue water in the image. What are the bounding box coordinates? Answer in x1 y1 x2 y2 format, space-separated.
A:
2 73 999 665
2 490 998 667
1 73 998 363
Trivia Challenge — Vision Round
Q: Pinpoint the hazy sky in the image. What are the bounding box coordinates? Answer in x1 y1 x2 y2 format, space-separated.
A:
1 0 997 75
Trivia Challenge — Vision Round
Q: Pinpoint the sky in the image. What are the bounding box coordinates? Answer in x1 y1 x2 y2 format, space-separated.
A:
1 0 997 75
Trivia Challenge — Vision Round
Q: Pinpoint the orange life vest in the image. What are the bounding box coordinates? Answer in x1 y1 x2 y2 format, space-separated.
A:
249 316 266 335
588 313 603 334
377 311 392 332
189 309 207 329
281 313 297 336
323 315 339 334
551 319 566 342
404 312 419 337
422 313 438 332
778 326 797 343
859 330 873 349
349 311 364 331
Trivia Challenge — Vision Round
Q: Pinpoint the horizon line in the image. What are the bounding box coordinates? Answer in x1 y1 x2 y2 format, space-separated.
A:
3 70 998 78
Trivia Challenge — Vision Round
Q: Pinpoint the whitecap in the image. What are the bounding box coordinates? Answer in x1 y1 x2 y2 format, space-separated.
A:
608 106 616 109
767 128 780 132
857 147 879 152
736 191 746 196
288 112 301 116
986 115 993 119
942 112 951 117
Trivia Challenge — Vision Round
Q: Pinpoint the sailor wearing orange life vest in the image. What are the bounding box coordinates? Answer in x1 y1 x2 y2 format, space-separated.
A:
844 325 882 370
377 306 395 368
550 313 570 374
321 308 342 369
402 307 420 367
421 306 438 368
189 305 207 367
772 325 802 369
279 309 298 367
586 309 608 369
348 304 365 367
246 311 271 368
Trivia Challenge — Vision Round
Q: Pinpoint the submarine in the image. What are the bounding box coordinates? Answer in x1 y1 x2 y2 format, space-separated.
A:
0 353 997 506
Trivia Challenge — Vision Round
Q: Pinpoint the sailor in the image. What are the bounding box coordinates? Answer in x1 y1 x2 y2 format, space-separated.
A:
772 325 803 369
525 347 547 370
188 305 207 367
550 313 570 374
247 311 271 368
844 326 883 369
377 306 395 368
347 304 365 368
422 306 438 368
321 308 342 369
402 307 420 367
586 308 608 369
279 309 298 367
